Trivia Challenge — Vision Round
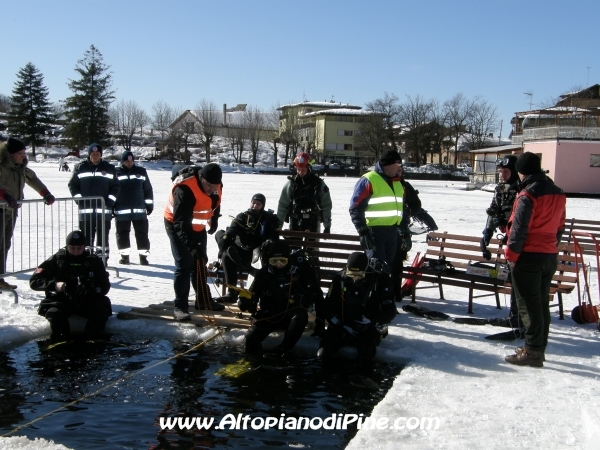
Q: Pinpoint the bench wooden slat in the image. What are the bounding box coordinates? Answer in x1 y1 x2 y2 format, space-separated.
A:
404 231 577 318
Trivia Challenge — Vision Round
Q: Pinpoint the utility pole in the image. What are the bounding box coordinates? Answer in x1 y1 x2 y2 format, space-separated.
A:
498 120 502 146
587 67 591 86
524 92 533 110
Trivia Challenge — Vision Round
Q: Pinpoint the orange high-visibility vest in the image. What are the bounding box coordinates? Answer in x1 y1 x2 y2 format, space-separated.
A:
164 175 221 232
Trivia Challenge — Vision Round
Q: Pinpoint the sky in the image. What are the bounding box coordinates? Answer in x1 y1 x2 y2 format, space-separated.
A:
0 143 599 448
1 0 600 139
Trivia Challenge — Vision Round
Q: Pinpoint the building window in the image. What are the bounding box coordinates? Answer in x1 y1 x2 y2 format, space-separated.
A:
325 143 337 151
591 154 600 167
337 129 353 136
344 144 353 150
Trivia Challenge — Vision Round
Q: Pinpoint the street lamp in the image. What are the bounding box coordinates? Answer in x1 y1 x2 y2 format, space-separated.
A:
524 92 533 110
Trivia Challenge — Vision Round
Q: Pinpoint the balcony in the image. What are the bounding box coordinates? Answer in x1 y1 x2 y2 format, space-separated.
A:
512 126 600 144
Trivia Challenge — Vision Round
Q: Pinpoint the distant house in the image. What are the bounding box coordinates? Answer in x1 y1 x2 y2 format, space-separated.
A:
277 100 376 167
509 84 600 194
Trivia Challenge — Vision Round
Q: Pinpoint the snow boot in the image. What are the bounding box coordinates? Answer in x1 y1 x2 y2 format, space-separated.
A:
0 279 17 290
173 308 191 321
215 290 238 304
139 255 149 265
196 299 225 311
505 346 543 368
119 255 129 265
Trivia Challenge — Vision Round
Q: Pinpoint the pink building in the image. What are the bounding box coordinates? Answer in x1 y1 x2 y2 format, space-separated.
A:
511 85 600 194
523 141 600 194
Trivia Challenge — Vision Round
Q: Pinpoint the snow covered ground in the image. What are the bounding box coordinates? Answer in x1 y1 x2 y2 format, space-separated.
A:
1 157 599 449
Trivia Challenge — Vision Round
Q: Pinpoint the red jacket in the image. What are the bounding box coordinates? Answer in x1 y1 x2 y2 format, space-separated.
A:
504 172 566 263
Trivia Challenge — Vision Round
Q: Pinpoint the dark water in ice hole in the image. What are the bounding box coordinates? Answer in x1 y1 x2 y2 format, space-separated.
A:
0 335 402 449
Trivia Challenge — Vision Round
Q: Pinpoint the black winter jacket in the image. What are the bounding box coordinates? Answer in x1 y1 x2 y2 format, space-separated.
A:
249 254 322 315
30 248 111 301
68 159 120 212
114 163 154 221
222 209 279 252
322 269 396 327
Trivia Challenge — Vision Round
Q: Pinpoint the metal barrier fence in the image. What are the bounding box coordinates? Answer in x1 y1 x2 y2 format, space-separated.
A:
0 196 110 303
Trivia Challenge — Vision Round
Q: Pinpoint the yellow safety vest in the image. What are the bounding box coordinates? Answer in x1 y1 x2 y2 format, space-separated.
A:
363 171 404 226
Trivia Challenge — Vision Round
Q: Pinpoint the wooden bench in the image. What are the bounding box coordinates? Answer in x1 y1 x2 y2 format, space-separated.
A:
563 218 600 256
209 230 363 294
402 231 578 319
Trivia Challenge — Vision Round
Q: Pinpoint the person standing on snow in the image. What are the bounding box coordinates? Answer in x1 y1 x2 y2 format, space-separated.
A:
504 152 566 368
214 193 280 303
480 154 521 329
68 143 120 263
0 137 55 290
349 149 413 273
114 151 154 265
164 163 225 321
277 152 332 233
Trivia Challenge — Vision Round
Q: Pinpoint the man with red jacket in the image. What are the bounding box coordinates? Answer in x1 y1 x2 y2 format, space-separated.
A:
503 152 566 368
164 163 225 320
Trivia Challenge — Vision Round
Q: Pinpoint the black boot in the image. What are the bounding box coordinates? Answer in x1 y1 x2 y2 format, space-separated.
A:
119 255 129 265
215 290 239 304
139 255 149 265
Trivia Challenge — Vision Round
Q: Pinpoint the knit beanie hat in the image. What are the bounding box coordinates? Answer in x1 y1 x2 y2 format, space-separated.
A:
121 150 134 162
515 152 541 175
87 143 102 155
200 163 222 184
380 149 402 166
268 239 290 259
251 193 266 208
347 252 369 272
6 137 26 154
66 230 86 246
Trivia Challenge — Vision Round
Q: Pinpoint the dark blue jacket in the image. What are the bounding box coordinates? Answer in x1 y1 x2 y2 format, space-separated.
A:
68 159 120 214
114 163 154 221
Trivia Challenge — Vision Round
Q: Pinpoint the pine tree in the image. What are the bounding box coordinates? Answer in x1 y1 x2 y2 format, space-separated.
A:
7 62 54 156
63 45 115 148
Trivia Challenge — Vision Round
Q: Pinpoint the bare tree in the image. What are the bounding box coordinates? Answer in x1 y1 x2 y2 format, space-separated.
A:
110 99 148 151
225 112 247 164
277 102 304 167
444 93 475 165
427 99 452 172
195 99 222 163
464 98 500 150
242 106 267 168
356 112 388 160
265 105 282 167
0 94 12 112
52 102 65 120
151 100 177 140
398 95 436 165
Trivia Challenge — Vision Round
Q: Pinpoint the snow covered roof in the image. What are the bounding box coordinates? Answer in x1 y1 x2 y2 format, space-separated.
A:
469 143 522 154
302 108 374 117
278 101 362 110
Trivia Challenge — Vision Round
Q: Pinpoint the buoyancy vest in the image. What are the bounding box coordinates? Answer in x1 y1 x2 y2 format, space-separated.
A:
164 175 221 232
363 171 404 226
